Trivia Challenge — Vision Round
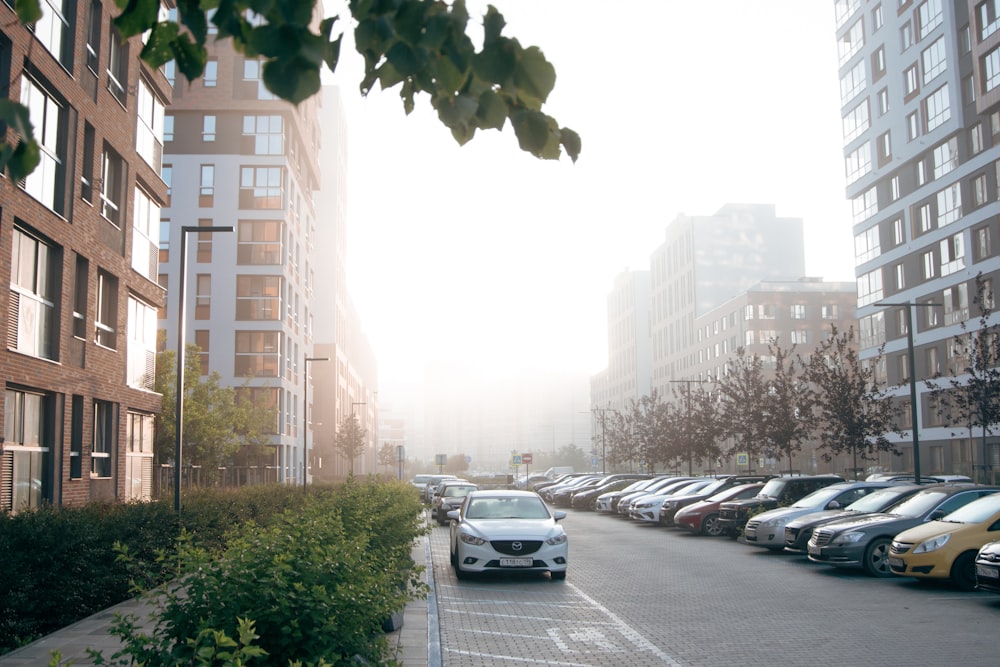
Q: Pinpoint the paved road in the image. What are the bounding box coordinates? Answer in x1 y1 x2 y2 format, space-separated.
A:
429 508 1000 666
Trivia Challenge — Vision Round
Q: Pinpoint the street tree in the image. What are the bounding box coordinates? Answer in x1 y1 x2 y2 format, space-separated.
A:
925 275 1000 481
446 454 470 475
716 347 771 465
377 441 397 474
603 409 637 472
762 342 815 474
2 0 579 180
335 412 367 474
804 326 900 475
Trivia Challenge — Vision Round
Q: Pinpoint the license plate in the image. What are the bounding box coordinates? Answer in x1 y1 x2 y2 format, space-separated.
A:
808 545 821 556
977 564 1000 579
499 558 533 568
887 557 904 569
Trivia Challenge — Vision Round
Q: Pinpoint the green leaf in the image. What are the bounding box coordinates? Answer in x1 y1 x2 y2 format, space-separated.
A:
171 33 207 81
14 0 42 24
400 80 416 114
113 0 160 38
450 123 476 146
247 24 301 59
393 0 428 44
559 127 582 163
430 53 466 94
473 39 516 84
386 41 422 76
475 89 506 131
0 99 41 180
377 62 405 90
177 0 208 44
262 58 321 105
139 21 180 69
434 93 477 129
482 5 506 45
513 46 556 106
511 109 559 159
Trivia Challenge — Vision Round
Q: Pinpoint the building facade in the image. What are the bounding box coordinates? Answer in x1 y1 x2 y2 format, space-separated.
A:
1 2 168 509
839 0 1000 478
158 18 323 486
592 269 652 412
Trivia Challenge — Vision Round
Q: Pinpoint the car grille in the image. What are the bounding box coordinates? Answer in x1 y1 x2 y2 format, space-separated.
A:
490 540 543 556
980 551 1000 563
811 529 835 547
720 507 738 520
785 527 799 543
889 541 913 556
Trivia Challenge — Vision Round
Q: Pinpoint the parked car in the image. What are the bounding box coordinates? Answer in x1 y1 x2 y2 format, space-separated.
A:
448 490 568 580
888 491 1000 590
540 474 603 503
631 479 716 523
411 474 434 492
866 472 974 484
659 475 772 527
423 474 460 503
532 473 586 495
783 484 924 553
673 483 766 536
807 484 1000 577
717 475 845 538
571 477 650 510
743 481 896 550
595 477 670 513
974 539 1000 593
432 481 479 525
617 477 696 516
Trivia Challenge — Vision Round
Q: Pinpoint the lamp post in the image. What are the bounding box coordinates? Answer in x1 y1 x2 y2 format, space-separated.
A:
670 378 712 476
873 301 940 484
302 356 330 489
174 225 233 515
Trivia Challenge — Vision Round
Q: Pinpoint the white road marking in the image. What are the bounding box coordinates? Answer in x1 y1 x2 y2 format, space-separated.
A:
445 648 594 666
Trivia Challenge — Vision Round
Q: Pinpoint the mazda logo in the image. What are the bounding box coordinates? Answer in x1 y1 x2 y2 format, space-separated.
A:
512 541 523 551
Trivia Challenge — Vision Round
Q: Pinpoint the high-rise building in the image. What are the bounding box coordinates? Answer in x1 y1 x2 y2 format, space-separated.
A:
590 270 652 412
838 0 1000 476
0 3 168 509
649 204 806 395
158 21 324 486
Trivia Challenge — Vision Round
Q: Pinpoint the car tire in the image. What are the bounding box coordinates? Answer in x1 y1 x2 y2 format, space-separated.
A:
701 514 723 537
551 570 567 581
454 560 470 580
950 551 978 591
863 538 893 577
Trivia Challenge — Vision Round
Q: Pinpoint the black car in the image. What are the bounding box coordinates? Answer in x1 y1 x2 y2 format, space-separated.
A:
571 476 651 510
659 475 772 526
717 474 844 538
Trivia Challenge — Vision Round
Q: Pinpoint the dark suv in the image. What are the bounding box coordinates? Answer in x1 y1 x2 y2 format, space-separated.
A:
659 475 773 526
717 474 844 538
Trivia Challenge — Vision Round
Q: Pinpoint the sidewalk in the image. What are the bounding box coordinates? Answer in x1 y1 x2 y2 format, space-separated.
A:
0 535 437 667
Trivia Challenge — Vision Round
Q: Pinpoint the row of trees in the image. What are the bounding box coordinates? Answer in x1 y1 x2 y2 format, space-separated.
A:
154 342 370 485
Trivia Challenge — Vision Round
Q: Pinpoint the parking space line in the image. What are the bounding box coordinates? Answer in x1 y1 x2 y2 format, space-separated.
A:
442 608 617 625
445 648 595 666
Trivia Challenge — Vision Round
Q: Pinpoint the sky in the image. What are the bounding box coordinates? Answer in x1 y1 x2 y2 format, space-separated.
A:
325 1 856 388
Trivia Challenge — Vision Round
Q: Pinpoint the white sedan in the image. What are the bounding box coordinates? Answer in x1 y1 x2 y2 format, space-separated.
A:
448 490 568 580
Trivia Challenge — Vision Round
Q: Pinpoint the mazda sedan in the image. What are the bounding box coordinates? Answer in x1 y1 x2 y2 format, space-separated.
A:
448 490 568 580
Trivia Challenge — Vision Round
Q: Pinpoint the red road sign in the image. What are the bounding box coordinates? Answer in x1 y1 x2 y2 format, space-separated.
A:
521 453 533 464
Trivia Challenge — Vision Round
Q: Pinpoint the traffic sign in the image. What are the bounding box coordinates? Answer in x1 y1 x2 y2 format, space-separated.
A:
511 455 522 466
522 453 533 464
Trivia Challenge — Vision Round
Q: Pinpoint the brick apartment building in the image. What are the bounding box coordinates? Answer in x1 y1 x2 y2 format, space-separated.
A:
0 2 168 510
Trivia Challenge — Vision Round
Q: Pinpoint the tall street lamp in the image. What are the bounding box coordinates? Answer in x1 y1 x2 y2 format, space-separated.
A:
873 300 940 484
303 356 330 488
174 225 233 515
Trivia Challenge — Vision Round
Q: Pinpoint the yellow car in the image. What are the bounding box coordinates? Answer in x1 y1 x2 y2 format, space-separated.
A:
888 492 1000 590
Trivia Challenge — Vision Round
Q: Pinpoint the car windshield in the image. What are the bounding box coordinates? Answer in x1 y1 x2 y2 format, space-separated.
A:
886 489 952 518
465 496 551 519
758 479 790 499
413 476 432 485
791 485 850 509
695 479 728 496
443 486 476 497
940 493 1000 523
844 487 912 512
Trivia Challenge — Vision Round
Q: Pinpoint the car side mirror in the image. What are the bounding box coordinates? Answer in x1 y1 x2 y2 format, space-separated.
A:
826 501 841 510
447 510 459 520
928 509 946 521
553 511 567 521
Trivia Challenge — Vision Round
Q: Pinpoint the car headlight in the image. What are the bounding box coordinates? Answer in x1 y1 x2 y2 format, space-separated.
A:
546 533 568 545
831 531 866 545
771 517 789 528
662 500 677 509
913 533 951 554
460 532 487 546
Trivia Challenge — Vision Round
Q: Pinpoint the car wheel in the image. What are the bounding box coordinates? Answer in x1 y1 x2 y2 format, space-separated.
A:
701 514 723 536
454 560 470 580
950 551 978 591
863 538 893 577
551 570 567 581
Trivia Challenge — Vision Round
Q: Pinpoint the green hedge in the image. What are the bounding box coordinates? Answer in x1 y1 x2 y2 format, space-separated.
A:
0 478 426 665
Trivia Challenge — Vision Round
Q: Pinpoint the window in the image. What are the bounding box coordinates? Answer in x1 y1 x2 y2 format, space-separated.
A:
970 123 985 156
758 304 776 319
936 183 962 226
9 227 57 359
163 60 175 87
4 389 51 510
890 175 900 201
243 115 284 154
853 187 878 223
31 0 72 67
235 387 280 434
235 331 281 377
897 309 909 337
238 220 283 264
85 0 101 75
745 330 756 346
92 400 115 479
926 347 941 377
132 187 160 282
195 330 210 373
200 164 215 196
239 166 284 209
855 226 881 262
843 101 870 143
822 304 840 319
904 65 919 96
925 298 940 327
839 20 864 65
840 61 866 104
924 84 951 132
73 255 88 339
878 88 889 116
917 0 943 39
125 412 154 501
162 164 172 197
921 36 946 85
195 273 212 319
901 22 913 50
791 330 809 345
744 305 755 320
107 24 127 105
163 115 174 142
944 283 969 325
872 4 883 30
940 233 965 276
974 174 988 207
982 0 1000 40
135 78 164 169
127 296 157 390
975 225 992 260
835 0 861 28
845 142 872 183
872 47 886 76
915 203 933 233
932 138 958 178
790 304 806 319
236 275 282 320
858 269 884 306
922 249 936 280
243 58 277 100
860 311 886 349
100 147 124 225
985 278 997 311
20 75 68 215
877 131 891 165
81 123 95 203
985 47 1000 93
907 111 920 140
203 115 216 142
197 219 217 262
96 270 118 349
893 217 905 245
204 59 217 87
895 262 906 290
964 74 977 105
